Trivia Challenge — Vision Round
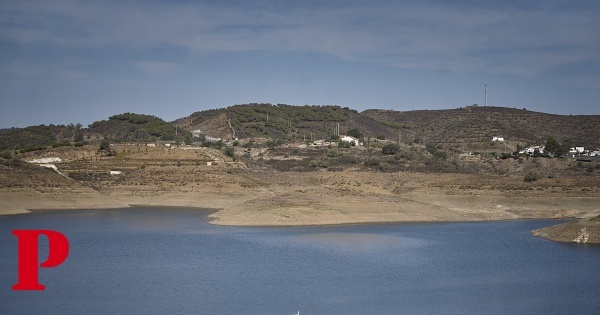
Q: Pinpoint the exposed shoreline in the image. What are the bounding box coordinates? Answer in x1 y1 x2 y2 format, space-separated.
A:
2 172 599 227
2 161 599 243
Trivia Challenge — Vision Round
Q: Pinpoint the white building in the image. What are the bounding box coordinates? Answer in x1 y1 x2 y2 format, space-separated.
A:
524 146 545 155
338 135 360 146
492 136 504 142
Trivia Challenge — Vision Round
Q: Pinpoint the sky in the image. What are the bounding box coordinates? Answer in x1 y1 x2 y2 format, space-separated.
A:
1 0 599 128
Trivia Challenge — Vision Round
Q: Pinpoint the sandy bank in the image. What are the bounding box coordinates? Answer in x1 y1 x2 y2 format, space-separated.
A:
3 174 599 230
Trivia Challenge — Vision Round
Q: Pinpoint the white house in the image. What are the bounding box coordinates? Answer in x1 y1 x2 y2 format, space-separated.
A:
524 146 545 155
338 135 360 146
192 130 203 138
492 136 504 142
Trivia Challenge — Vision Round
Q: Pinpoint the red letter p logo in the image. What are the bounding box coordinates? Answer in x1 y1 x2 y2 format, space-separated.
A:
12 230 70 291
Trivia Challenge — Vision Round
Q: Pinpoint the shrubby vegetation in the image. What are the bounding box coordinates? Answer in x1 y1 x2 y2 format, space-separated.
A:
346 128 362 139
0 125 57 151
223 147 234 157
89 113 191 142
188 104 353 139
0 150 12 159
382 144 399 155
309 159 329 168
524 171 541 182
337 140 353 148
543 136 571 157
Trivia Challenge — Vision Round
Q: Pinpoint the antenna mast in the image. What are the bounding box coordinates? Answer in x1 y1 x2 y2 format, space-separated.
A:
485 83 488 107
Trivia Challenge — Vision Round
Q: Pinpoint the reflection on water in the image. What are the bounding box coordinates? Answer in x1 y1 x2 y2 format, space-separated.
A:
293 232 428 251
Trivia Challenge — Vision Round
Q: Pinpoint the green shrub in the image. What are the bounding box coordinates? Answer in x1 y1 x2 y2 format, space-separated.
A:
524 171 540 182
52 140 71 148
223 147 234 157
339 155 357 164
433 151 448 160
379 162 390 171
327 149 341 158
309 159 328 168
363 158 380 167
99 140 111 151
382 144 399 155
0 150 11 159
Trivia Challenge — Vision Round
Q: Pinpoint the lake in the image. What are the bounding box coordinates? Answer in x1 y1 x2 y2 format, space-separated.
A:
1 207 599 314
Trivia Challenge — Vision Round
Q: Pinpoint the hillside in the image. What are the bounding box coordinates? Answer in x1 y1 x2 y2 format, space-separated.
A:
2 105 599 157
175 103 392 142
173 104 599 152
363 106 600 150
0 124 91 152
88 113 192 142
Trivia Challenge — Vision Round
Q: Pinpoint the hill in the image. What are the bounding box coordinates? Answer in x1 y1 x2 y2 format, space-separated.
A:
363 106 600 150
2 104 599 155
0 124 88 152
88 113 192 143
175 104 599 151
174 103 392 142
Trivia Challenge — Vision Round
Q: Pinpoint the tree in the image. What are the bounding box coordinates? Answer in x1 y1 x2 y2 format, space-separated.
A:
99 140 110 151
555 139 572 158
544 136 561 156
382 143 399 155
223 147 234 157
346 128 362 139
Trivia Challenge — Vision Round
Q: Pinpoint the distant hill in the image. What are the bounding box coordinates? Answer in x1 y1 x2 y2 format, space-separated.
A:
177 104 599 150
363 106 600 150
88 113 191 142
0 124 86 152
174 103 390 142
2 104 599 153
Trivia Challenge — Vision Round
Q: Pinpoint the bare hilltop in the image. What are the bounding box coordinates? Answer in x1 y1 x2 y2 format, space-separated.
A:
1 104 599 243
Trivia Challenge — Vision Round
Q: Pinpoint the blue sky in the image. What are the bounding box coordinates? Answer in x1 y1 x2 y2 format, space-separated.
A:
1 0 599 128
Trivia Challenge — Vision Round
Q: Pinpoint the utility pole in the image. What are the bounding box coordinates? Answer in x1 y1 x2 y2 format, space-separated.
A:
398 129 401 144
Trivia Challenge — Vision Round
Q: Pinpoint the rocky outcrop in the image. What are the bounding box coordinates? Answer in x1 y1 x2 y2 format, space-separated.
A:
532 215 600 244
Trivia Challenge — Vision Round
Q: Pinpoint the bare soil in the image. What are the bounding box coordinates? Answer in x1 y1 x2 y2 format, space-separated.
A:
2 145 599 235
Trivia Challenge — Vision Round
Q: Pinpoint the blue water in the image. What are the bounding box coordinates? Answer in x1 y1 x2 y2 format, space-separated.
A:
1 207 599 314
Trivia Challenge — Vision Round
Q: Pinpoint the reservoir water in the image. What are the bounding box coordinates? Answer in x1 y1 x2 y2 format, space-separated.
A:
1 207 599 314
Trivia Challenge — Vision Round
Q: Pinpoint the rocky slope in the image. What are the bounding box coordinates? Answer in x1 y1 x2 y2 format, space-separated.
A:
532 215 600 244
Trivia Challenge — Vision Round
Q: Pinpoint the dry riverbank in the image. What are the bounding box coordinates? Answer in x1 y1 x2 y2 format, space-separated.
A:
2 163 599 233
